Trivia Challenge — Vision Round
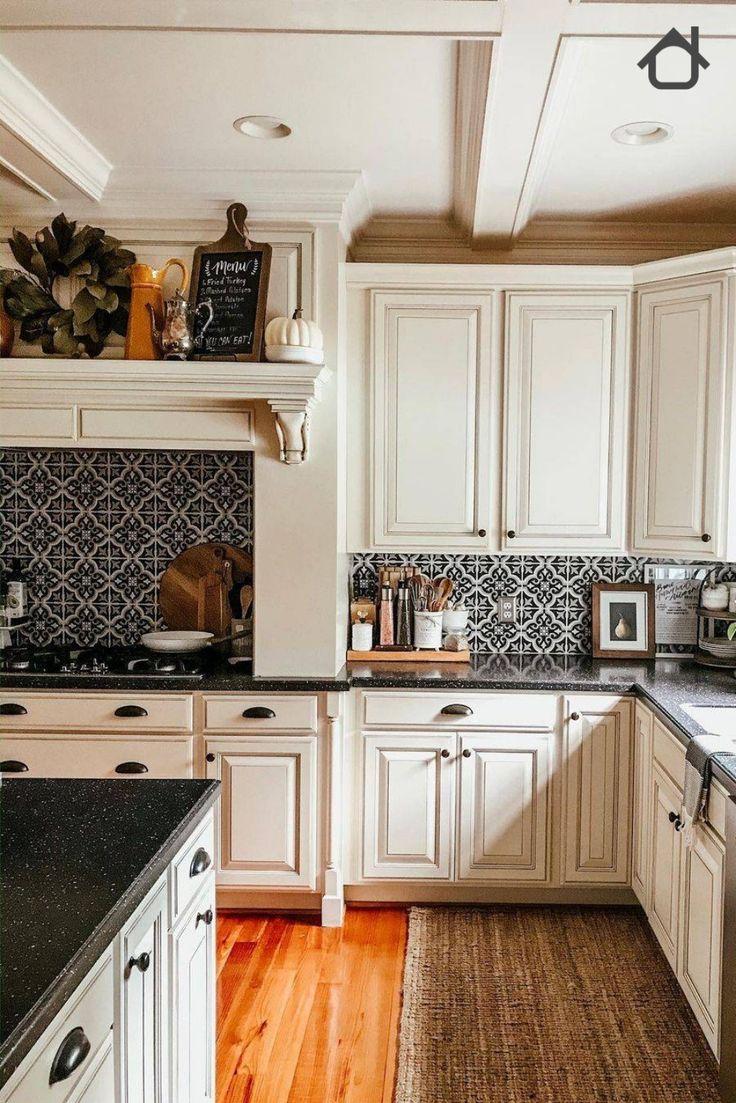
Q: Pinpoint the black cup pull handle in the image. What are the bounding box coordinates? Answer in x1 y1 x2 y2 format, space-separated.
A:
115 761 149 775
440 704 473 717
190 847 212 878
128 951 151 974
0 702 27 716
0 760 29 773
242 706 276 719
196 908 214 927
49 1026 91 1085
114 705 149 718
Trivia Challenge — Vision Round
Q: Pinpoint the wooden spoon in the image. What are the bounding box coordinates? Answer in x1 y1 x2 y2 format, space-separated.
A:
431 576 453 611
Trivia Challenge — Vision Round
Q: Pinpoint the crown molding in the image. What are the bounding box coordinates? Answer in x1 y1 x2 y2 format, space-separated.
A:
453 39 494 236
0 54 111 201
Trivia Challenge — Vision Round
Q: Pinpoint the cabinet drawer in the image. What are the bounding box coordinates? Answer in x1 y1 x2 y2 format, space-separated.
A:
362 691 557 731
170 811 216 923
0 693 192 732
0 736 194 778
652 718 685 792
4 952 113 1103
203 695 317 732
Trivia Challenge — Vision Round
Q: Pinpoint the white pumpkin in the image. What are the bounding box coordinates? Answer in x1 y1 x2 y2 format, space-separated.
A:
265 309 324 365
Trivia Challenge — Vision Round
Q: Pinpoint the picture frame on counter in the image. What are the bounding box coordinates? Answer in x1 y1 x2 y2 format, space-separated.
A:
592 582 656 660
643 563 708 655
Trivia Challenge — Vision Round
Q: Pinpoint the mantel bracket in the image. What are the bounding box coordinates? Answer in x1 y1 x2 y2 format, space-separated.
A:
268 399 313 464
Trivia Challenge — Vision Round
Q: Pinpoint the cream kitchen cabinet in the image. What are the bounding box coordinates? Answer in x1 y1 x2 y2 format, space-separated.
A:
647 762 683 970
169 877 217 1103
368 290 495 549
632 275 731 559
503 292 630 552
631 701 653 906
562 696 632 884
204 735 318 890
679 820 724 1054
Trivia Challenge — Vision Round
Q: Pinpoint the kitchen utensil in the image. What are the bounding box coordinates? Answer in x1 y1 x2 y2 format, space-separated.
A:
159 543 253 632
125 259 188 360
149 289 214 360
141 631 214 653
239 584 254 619
431 577 453 612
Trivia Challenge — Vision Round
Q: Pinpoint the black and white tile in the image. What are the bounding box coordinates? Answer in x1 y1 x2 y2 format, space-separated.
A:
0 448 253 648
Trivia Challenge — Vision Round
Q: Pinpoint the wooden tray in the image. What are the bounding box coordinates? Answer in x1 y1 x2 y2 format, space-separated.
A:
346 649 471 664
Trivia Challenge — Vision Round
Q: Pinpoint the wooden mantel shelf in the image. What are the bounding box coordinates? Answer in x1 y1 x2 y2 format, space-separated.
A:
0 358 332 464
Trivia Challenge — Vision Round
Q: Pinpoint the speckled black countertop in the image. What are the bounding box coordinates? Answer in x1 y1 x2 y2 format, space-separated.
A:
0 778 219 1087
0 665 350 693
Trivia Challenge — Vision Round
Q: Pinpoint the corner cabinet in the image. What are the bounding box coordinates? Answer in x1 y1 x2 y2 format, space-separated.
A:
503 292 630 552
369 290 496 549
632 275 732 559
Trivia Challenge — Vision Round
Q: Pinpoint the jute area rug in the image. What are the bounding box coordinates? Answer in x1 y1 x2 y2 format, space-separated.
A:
395 906 720 1103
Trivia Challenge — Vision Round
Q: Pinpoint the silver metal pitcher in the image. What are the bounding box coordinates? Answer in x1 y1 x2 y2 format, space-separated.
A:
148 291 214 360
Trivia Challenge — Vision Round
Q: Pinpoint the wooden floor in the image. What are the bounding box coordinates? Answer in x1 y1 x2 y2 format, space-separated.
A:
217 908 407 1103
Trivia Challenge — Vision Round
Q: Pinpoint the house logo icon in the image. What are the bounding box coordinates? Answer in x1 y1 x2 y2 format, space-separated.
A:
638 26 709 90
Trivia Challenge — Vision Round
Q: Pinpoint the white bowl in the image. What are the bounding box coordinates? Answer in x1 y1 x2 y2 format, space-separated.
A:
265 344 324 365
141 631 214 653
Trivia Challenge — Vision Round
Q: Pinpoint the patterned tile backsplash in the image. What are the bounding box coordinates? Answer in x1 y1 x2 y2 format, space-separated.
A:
0 449 253 647
351 553 736 655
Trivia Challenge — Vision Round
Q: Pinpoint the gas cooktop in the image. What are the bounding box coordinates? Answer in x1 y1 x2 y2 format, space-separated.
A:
0 645 208 678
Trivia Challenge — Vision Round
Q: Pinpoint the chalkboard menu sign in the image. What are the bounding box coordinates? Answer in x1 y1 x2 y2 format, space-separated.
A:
189 203 272 361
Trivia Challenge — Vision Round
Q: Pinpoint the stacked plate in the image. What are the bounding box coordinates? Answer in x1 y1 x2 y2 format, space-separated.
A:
700 637 736 659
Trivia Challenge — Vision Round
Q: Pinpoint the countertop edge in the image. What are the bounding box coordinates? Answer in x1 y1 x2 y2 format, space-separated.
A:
0 781 220 1088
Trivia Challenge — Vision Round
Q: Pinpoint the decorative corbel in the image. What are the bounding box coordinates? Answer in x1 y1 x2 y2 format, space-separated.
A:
268 399 312 464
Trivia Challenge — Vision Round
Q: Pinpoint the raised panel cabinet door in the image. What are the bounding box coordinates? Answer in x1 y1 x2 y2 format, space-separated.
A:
363 732 455 879
170 880 216 1103
68 1041 115 1103
647 764 683 971
563 697 632 884
118 880 168 1103
504 293 629 551
371 291 494 549
458 732 550 882
631 702 653 907
633 279 727 558
205 737 317 889
679 823 724 1055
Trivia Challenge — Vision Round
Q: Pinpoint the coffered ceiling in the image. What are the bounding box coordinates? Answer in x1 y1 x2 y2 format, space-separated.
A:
1 0 736 262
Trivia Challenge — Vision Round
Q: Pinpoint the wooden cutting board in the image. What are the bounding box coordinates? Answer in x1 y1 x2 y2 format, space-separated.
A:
159 543 253 634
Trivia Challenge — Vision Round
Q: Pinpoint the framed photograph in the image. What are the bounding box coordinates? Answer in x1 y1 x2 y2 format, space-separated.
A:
643 563 708 655
592 582 656 659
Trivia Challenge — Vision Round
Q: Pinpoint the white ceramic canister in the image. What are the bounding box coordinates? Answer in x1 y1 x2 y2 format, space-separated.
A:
414 610 443 649
351 621 373 651
442 608 469 636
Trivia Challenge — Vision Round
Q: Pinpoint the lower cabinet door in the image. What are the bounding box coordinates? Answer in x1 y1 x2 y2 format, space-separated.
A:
205 736 317 889
631 702 653 906
647 764 683 970
563 697 632 883
458 732 550 882
679 824 724 1055
170 879 216 1103
118 878 168 1103
69 1040 115 1103
363 732 455 879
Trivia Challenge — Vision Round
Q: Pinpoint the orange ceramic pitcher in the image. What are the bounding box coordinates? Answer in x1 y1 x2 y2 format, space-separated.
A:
124 259 188 360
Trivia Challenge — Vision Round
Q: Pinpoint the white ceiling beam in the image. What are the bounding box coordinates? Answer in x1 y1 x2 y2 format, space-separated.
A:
0 0 503 36
568 4 736 37
0 53 111 201
453 39 494 237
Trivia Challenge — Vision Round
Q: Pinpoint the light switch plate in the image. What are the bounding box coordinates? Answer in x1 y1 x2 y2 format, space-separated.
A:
497 596 517 624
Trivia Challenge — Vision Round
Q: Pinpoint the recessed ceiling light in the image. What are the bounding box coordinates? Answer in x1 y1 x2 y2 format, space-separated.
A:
611 121 673 146
233 115 291 140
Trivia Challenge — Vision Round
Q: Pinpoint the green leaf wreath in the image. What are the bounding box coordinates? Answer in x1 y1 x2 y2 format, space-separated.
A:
0 213 136 357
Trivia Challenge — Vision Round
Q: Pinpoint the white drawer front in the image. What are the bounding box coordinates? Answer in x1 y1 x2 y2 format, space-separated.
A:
0 693 192 732
203 695 317 732
362 691 557 731
0 736 194 778
170 811 216 923
652 718 685 792
4 952 113 1103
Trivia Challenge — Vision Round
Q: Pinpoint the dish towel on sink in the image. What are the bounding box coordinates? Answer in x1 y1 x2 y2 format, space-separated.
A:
682 735 725 846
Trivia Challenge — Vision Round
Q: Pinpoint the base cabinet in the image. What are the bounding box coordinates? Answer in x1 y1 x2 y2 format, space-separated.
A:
647 764 683 970
170 878 217 1103
631 703 653 906
679 824 724 1053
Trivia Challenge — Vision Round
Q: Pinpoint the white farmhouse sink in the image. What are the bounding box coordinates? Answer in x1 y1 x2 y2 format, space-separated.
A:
683 704 736 740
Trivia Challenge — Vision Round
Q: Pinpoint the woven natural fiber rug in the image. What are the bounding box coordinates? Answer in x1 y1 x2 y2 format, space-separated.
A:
395 906 720 1103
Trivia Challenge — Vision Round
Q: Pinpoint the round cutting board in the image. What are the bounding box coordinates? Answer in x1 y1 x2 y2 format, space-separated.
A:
159 542 253 632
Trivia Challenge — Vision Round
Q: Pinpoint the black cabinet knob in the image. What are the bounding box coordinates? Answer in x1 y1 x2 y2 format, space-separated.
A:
507 530 516 539
570 712 581 721
242 706 276 719
206 752 215 762
668 811 684 831
702 533 711 543
115 761 149 775
128 951 151 974
114 705 148 718
0 702 27 716
196 908 214 927
478 528 487 538
462 749 472 759
441 748 451 759
190 847 212 878
440 703 473 717
0 760 28 773
49 1026 91 1085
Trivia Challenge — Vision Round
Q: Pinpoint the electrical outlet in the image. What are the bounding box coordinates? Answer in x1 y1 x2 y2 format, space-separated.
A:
497 595 517 624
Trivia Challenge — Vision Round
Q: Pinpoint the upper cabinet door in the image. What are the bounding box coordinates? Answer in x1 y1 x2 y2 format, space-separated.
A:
633 278 727 558
371 291 495 549
504 292 630 551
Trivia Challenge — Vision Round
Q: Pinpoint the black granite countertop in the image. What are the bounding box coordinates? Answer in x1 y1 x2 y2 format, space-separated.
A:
0 778 219 1088
0 665 350 693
